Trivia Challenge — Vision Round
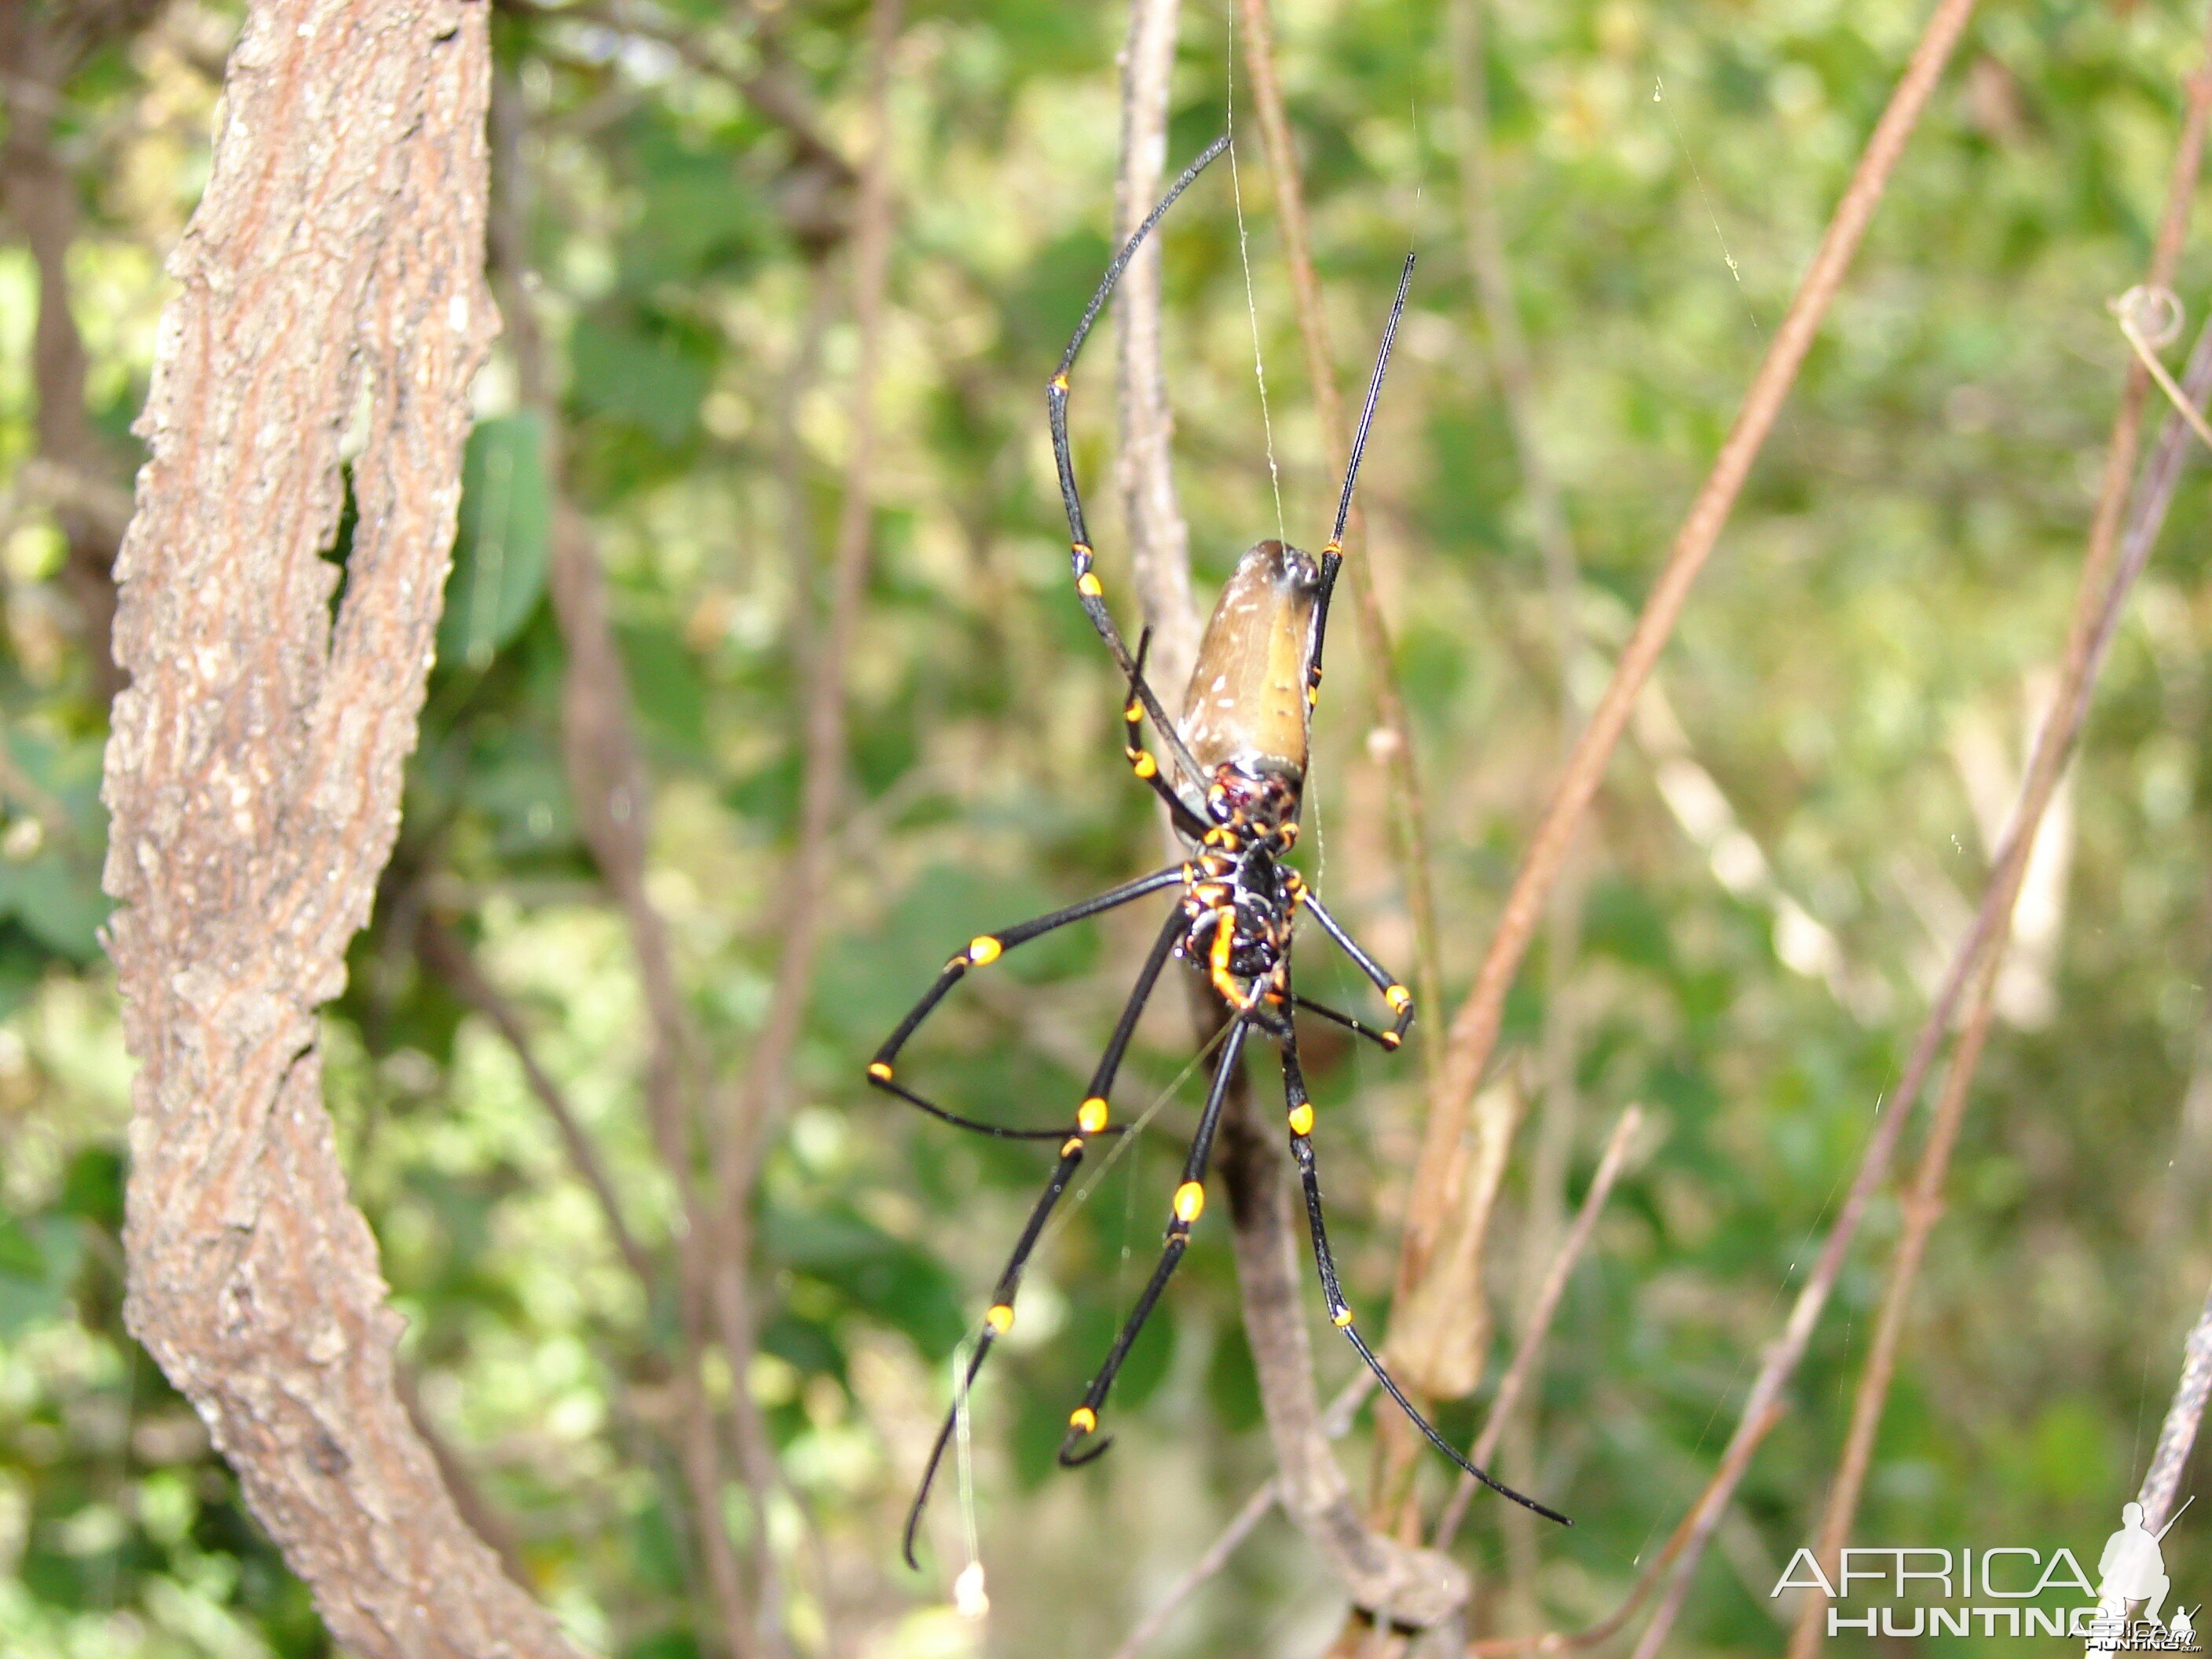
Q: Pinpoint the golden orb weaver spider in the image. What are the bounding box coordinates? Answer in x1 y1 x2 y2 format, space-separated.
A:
868 135 1569 1566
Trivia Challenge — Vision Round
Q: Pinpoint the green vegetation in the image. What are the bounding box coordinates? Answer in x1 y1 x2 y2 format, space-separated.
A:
6 0 2212 1654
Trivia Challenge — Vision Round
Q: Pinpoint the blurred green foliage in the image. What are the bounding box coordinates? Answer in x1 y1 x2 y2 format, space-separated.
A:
6 0 2212 1654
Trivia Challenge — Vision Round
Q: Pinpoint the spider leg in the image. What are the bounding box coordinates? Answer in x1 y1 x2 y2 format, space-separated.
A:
1290 992 1400 1050
1049 136 1227 794
1057 1010 1253 1469
1274 979 1569 1528
869 865 1186 1139
1306 255 1414 718
1291 885 1415 1046
901 906 1185 1567
1126 628 1211 832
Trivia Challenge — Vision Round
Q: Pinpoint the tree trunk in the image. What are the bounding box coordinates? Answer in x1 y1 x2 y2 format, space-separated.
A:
100 2 580 1653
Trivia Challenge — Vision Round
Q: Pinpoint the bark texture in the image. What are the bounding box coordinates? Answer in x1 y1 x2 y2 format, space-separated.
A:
100 2 580 1653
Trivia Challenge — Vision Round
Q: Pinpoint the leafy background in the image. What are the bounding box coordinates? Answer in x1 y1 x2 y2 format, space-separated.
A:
5 0 2212 1654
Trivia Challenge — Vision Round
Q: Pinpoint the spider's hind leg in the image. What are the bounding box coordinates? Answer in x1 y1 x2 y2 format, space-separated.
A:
1273 977 1569 1528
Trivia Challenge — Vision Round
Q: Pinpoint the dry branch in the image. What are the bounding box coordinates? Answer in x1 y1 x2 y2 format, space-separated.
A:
1781 68 2212 1639
100 2 578 1652
1462 1402 1787 1657
415 916 657 1288
1235 0 1444 1038
706 2 902 1640
1383 0 1981 1512
2140 1275 2212 1533
485 68 756 1650
1431 1105 1640 1551
1102 0 1464 1625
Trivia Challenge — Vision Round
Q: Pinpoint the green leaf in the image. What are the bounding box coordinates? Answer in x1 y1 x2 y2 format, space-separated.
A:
440 412 552 672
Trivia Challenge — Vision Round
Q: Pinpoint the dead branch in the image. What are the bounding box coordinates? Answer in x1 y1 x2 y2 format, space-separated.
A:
705 0 902 1639
1462 1402 1788 1657
1114 0 1202 701
1781 70 2212 1645
415 916 657 1288
1385 0 1981 1509
2141 1274 2212 1532
99 2 579 1651
1106 1375 1377 1659
485 65 755 1651
1235 0 1444 1042
1432 1105 1642 1551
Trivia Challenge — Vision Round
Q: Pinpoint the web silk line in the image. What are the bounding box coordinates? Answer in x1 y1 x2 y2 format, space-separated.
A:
1228 8 1288 548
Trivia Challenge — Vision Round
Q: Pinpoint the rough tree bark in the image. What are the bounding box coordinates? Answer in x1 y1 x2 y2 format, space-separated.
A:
100 2 581 1654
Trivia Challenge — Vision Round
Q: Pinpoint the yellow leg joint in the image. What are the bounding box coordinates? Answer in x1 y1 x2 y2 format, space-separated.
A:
1060 1136 1084 1157
1331 1308 1355 1328
1077 571 1104 599
968 936 1003 965
1385 983 1412 1015
1174 1181 1206 1224
868 1061 893 1082
1068 1406 1097 1434
985 1303 1014 1335
1131 752 1157 780
1381 1030 1402 1049
1078 1097 1109 1135
1287 1103 1314 1137
1051 372 1070 391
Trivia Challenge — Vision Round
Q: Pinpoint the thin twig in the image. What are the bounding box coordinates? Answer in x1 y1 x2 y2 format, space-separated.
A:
709 4 903 1645
1105 1375 1376 1659
415 917 657 1289
1234 0 1445 1046
1386 0 1982 1497
2141 1275 2212 1533
1432 1105 1642 1551
1780 71 2212 1650
1461 1402 1787 1657
1114 0 1200 704
487 67 753 1654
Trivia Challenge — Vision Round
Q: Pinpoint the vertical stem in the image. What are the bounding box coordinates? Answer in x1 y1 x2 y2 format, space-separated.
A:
1234 0 1445 1046
1388 0 1983 1420
1781 68 2212 1647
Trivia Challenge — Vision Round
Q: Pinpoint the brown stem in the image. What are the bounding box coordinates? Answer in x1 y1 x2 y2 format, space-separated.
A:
1234 0 1444 1049
709 3 901 1643
1114 0 1201 702
1214 1071 1470 1629
485 66 754 1654
1387 0 1981 1487
1780 78 2212 1650
0 13 140 704
1460 1402 1787 1657
415 917 657 1288
1431 1105 1641 1552
100 2 578 1651
2141 1276 2212 1533
1106 1375 1376 1659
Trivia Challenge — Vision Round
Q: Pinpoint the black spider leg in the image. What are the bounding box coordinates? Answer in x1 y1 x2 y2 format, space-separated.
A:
1126 629 1210 839
1049 134 1229 807
1291 993 1399 1050
1058 1009 1254 1467
868 866 1186 1138
901 906 1186 1567
1307 254 1414 717
1273 969 1570 1528
1291 884 1415 1046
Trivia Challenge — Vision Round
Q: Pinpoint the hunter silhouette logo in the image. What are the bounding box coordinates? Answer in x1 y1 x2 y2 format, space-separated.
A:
2086 1498 2196 1655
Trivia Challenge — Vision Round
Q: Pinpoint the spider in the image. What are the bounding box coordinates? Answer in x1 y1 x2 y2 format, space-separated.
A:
869 135 1568 1565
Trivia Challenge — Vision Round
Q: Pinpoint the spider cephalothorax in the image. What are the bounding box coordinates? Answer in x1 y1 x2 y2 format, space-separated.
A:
868 136 1566 1569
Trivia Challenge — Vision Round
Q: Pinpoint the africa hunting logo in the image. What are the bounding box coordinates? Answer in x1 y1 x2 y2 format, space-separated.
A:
1771 1496 2199 1650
